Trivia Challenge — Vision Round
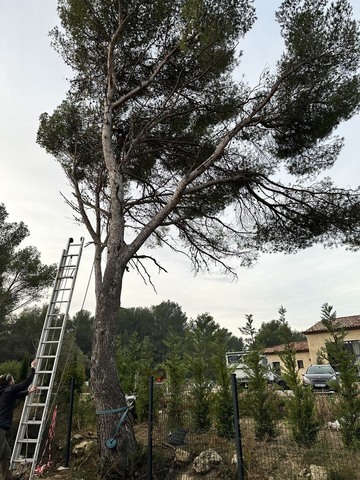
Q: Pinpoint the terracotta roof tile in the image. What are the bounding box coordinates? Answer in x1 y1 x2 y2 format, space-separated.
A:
263 341 309 355
303 315 360 335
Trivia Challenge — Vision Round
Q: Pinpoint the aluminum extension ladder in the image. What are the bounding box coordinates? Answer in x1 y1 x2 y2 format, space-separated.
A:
10 237 84 479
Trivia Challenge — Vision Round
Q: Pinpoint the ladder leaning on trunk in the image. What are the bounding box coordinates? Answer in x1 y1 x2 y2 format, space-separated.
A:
10 237 84 480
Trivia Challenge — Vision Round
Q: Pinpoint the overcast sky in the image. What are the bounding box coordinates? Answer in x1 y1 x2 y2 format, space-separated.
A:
1 1 360 337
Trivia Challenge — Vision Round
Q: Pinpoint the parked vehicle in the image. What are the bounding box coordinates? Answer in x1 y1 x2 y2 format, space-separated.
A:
225 351 288 389
302 364 339 391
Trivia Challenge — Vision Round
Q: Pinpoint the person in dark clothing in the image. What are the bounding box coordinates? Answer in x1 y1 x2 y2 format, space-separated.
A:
0 359 37 480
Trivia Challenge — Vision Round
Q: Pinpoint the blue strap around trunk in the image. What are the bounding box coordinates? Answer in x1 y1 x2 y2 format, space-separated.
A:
96 405 132 449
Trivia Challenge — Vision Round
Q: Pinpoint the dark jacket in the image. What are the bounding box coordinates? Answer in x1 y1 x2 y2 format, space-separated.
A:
0 368 35 430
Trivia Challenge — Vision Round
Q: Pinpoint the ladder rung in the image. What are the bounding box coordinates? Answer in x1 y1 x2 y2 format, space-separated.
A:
10 239 84 472
13 458 35 463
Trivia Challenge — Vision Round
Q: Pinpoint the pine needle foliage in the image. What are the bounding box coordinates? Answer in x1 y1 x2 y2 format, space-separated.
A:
211 330 234 438
280 343 320 447
279 310 320 447
244 348 278 441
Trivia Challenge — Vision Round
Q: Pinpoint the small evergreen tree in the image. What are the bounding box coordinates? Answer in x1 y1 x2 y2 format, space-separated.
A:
185 325 212 433
321 303 360 448
244 348 278 440
278 308 319 447
241 314 278 440
238 314 257 349
280 344 320 447
163 332 187 430
212 331 234 438
116 333 141 395
135 337 155 423
59 343 87 430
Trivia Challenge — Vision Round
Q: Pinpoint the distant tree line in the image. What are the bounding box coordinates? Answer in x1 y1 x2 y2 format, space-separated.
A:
0 300 244 365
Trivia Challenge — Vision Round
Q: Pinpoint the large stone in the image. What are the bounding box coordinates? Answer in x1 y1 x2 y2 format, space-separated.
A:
193 449 222 474
72 439 95 454
310 464 328 480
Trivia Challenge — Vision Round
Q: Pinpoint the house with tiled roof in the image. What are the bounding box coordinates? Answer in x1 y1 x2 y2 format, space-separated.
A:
263 341 311 376
262 315 360 377
302 314 360 366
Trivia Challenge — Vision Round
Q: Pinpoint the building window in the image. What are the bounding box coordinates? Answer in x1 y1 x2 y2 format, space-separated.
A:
272 362 281 374
297 360 304 369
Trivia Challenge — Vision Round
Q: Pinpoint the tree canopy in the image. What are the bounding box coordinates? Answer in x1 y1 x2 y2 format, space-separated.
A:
253 306 306 348
117 302 243 363
254 319 306 348
239 306 306 349
0 204 56 322
37 0 360 275
36 0 360 471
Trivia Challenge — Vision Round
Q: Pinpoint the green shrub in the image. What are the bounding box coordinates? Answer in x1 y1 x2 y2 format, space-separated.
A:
244 349 278 440
134 337 155 423
163 332 187 429
321 303 360 449
186 325 212 433
211 332 234 438
0 360 21 380
280 344 320 447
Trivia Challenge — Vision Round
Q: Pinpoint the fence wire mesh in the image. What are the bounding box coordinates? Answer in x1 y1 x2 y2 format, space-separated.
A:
140 384 359 480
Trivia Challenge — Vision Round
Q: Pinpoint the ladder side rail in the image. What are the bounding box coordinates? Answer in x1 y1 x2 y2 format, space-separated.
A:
27 238 84 479
29 237 84 386
10 248 70 453
11 250 72 431
10 238 84 476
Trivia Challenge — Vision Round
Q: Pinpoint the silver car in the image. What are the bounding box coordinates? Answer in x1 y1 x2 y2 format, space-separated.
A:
302 364 339 391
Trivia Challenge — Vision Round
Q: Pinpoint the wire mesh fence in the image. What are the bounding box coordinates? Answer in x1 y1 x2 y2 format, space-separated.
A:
14 375 358 480
141 379 359 480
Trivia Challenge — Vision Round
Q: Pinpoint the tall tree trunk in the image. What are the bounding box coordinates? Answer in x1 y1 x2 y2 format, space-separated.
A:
91 256 137 472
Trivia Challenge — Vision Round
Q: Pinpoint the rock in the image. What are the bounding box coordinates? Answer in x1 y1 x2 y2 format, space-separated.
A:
175 448 191 463
175 473 195 480
193 449 222 474
309 464 328 480
72 439 95 454
327 420 340 430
